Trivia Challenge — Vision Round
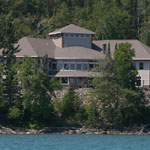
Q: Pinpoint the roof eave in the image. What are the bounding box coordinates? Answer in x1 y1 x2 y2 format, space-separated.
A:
133 58 150 60
48 31 95 35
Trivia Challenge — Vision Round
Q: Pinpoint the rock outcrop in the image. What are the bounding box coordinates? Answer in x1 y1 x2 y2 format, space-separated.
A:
1 126 150 135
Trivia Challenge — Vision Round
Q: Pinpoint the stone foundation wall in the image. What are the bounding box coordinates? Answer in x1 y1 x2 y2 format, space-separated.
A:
53 88 90 102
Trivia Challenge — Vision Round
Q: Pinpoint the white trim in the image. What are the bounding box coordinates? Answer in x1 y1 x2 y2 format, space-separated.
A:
133 58 150 60
54 57 101 60
16 56 38 58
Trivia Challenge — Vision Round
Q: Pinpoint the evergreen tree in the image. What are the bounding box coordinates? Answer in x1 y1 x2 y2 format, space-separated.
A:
59 86 83 125
88 50 116 126
15 56 60 127
89 44 148 127
114 42 138 90
0 14 22 124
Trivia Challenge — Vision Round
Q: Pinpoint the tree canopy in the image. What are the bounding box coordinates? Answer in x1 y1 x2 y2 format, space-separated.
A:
0 0 150 45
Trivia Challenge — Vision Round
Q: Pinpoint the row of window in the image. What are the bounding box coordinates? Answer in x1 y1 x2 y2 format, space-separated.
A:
64 34 91 38
51 33 91 39
50 61 145 71
50 60 97 71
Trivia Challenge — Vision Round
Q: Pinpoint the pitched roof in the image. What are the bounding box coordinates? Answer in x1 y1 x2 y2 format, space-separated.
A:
15 37 104 59
54 46 104 60
93 40 150 60
7 37 150 61
48 24 95 35
49 70 100 77
16 37 55 58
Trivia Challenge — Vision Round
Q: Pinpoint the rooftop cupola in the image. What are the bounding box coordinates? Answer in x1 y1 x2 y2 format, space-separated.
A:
48 24 95 48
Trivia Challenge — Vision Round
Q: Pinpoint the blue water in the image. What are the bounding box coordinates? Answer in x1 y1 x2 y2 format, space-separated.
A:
0 135 150 150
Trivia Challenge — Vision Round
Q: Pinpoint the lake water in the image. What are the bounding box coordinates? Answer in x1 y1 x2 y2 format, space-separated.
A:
0 134 150 150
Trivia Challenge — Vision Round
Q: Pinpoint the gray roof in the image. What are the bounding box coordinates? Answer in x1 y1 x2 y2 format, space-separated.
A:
49 70 100 77
48 24 95 35
16 37 55 58
55 46 104 60
6 37 150 61
93 40 150 60
15 37 104 59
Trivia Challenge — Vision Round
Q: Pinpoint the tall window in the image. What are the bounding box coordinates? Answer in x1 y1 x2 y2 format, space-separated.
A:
83 63 88 71
89 60 95 70
49 61 51 69
64 61 69 70
57 60 63 70
103 44 106 54
139 62 144 70
77 63 82 70
70 61 76 70
52 62 57 70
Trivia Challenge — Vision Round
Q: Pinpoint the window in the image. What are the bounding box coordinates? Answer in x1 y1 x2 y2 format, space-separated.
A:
52 62 57 70
49 62 51 69
70 34 74 38
89 64 94 70
61 77 68 84
52 34 60 39
86 34 90 38
64 61 69 70
103 44 107 54
77 63 82 70
38 59 41 65
75 34 79 37
70 63 76 70
64 34 69 37
83 64 88 71
137 76 141 86
57 62 63 70
80 34 84 37
139 62 144 70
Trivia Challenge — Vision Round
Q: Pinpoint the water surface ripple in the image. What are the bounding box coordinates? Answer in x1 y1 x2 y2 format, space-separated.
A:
0 134 150 150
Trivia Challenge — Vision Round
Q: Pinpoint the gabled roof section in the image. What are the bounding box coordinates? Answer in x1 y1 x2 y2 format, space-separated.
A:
16 37 55 58
93 40 150 60
54 46 104 60
48 24 95 35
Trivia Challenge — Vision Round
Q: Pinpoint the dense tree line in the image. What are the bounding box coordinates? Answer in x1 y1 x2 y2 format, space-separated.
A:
88 43 150 127
0 41 150 128
0 0 150 45
0 0 150 128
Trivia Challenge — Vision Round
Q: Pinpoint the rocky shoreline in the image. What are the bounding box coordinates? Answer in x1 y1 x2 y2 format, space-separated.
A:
1 126 150 135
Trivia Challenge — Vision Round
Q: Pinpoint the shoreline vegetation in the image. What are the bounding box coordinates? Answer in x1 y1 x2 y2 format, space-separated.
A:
0 44 150 130
1 0 150 131
1 126 150 135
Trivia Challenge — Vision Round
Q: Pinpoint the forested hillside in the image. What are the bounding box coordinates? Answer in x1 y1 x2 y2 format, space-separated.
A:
0 0 150 128
0 0 150 45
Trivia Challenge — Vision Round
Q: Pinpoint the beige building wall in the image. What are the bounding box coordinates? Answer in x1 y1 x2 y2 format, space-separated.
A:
135 60 150 86
52 37 62 48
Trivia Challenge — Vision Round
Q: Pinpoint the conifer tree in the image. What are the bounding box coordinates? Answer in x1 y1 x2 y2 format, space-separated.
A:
0 14 22 124
114 42 138 90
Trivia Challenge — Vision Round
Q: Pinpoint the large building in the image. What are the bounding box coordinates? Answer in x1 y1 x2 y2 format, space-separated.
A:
14 24 150 87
